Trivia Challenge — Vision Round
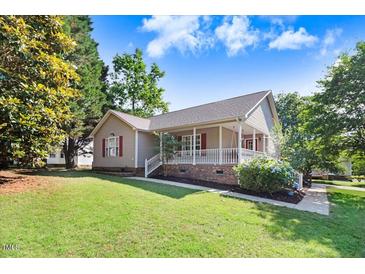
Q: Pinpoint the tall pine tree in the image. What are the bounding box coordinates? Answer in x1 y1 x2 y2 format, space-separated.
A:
62 16 108 168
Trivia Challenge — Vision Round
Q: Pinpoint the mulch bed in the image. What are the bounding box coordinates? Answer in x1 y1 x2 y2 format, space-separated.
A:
0 170 50 194
153 175 305 204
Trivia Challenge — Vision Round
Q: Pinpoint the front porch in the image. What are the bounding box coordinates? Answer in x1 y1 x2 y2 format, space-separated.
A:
145 121 275 178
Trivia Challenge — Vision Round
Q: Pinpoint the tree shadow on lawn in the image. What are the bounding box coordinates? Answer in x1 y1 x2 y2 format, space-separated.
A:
242 190 365 257
15 170 365 257
20 169 201 199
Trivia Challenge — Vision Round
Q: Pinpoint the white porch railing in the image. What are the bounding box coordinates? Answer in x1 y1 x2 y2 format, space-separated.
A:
241 149 265 160
144 153 162 177
145 148 268 177
166 148 266 165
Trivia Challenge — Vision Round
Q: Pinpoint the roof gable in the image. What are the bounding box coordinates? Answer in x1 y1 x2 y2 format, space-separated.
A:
89 110 150 137
90 90 277 136
149 90 271 130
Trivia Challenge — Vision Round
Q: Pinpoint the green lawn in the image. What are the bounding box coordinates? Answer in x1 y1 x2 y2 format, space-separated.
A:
1 170 364 258
313 179 365 188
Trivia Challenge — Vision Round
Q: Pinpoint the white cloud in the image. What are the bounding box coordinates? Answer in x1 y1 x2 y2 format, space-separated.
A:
263 16 298 31
320 28 342 56
333 48 342 56
215 16 259 56
269 27 318 50
141 16 213 58
259 16 298 25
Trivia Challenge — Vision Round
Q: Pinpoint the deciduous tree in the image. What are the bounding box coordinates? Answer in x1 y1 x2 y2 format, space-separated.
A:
108 48 169 118
274 93 340 181
311 41 365 155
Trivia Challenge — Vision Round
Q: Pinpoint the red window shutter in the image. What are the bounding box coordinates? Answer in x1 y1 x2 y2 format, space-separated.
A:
102 138 105 157
177 136 182 150
201 133 207 150
119 136 123 157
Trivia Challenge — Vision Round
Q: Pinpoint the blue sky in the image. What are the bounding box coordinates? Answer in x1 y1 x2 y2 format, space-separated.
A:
91 15 365 111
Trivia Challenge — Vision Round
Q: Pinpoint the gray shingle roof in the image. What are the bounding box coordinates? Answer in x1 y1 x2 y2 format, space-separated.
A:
107 90 271 131
110 110 151 130
148 90 270 130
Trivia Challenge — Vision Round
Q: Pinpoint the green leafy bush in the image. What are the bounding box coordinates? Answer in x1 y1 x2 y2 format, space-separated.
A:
233 157 296 194
352 175 365 182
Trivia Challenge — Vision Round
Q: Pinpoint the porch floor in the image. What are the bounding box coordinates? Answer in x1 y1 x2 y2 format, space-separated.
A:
126 177 330 215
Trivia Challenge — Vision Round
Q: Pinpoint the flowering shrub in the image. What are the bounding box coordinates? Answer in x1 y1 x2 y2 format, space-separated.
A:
233 157 296 194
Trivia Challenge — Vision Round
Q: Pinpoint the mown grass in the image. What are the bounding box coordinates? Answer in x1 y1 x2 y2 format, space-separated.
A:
0 170 364 258
313 179 365 188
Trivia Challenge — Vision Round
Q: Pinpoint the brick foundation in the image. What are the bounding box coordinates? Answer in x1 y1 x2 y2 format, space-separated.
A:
162 164 238 185
92 166 145 176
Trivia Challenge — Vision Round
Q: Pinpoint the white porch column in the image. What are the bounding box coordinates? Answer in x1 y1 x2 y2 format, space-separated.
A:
238 123 242 163
298 173 303 189
253 128 256 155
219 125 222 165
193 127 196 165
159 132 163 161
263 134 266 154
134 130 139 168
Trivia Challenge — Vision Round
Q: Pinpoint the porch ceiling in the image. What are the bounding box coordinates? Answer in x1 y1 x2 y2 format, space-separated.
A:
221 122 264 135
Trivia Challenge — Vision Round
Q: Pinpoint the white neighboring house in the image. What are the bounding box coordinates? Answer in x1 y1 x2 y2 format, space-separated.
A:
46 141 93 167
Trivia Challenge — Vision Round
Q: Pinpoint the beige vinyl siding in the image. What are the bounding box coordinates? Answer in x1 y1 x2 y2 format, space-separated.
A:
222 127 237 148
93 114 135 168
172 126 238 149
245 98 277 155
245 98 275 134
138 131 157 167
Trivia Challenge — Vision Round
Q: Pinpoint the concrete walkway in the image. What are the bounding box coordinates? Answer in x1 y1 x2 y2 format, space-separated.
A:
126 177 330 216
315 183 365 192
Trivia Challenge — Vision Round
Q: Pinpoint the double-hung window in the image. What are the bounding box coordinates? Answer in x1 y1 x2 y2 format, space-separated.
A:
245 139 257 151
105 135 119 157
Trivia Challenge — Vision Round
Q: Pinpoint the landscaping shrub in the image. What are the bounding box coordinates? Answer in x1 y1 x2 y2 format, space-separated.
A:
233 157 296 194
352 175 365 182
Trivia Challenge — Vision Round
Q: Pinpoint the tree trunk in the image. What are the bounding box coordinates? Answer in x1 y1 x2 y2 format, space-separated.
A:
0 141 9 169
303 170 312 187
132 98 135 114
63 138 76 169
163 163 167 177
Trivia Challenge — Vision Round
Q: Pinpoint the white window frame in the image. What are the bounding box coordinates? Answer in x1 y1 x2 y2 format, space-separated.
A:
181 134 201 155
245 138 258 151
105 135 119 157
